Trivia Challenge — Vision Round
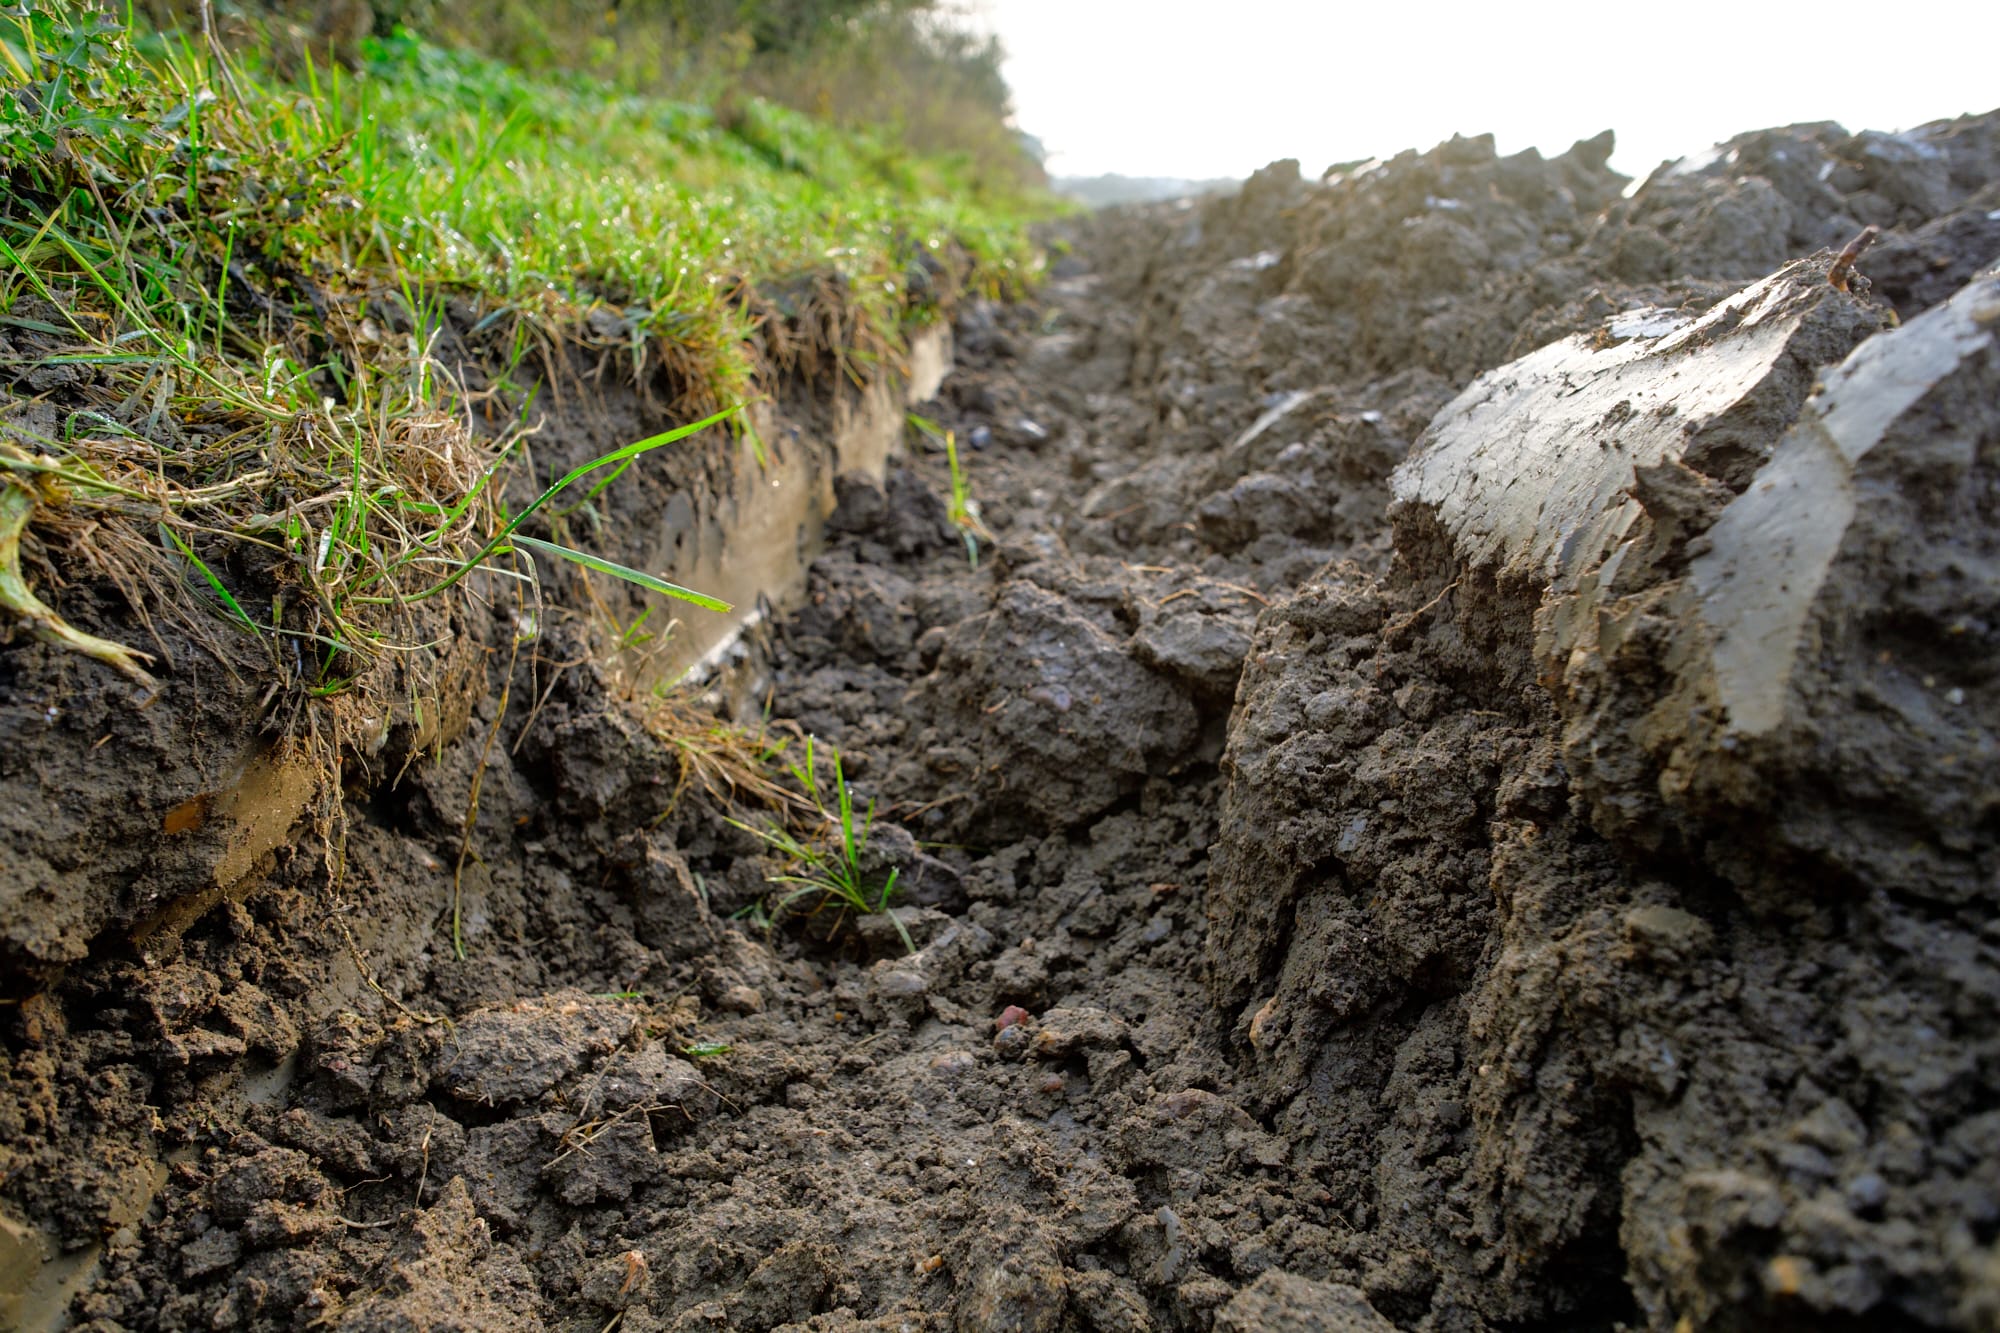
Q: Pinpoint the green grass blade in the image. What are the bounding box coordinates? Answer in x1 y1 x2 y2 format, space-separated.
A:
509 533 730 613
834 751 857 867
358 402 742 604
158 523 257 630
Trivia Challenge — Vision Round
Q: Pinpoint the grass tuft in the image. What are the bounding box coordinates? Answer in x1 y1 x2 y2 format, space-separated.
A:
908 411 990 567
942 428 990 568
726 735 914 953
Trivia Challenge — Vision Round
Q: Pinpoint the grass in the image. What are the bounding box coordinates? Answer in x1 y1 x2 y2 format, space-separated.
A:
643 693 810 821
317 29 1045 405
942 429 990 568
0 3 1048 723
908 411 990 566
407 0 1045 198
726 735 915 953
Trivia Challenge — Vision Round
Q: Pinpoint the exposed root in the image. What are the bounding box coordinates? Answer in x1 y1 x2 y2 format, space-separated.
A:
1381 575 1463 645
0 482 159 696
331 914 447 1028
1828 224 1880 293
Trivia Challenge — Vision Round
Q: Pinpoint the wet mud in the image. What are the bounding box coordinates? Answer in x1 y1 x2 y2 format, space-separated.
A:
5 109 2000 1332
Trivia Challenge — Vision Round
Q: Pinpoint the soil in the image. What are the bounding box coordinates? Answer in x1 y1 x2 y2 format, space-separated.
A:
4 109 2000 1332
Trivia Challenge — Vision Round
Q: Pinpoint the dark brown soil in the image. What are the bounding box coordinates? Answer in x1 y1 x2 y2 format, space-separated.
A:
5 109 2000 1333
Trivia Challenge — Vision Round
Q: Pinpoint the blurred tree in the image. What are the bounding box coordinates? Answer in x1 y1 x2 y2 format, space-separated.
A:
650 0 934 55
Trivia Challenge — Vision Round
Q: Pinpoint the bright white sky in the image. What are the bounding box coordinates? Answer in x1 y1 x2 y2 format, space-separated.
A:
962 0 2000 184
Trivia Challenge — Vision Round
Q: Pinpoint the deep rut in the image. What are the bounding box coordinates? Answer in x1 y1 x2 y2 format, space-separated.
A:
7 109 2000 1333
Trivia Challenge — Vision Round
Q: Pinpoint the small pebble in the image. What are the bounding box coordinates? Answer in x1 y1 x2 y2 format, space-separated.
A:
717 985 765 1015
995 1005 1031 1031
876 969 928 998
993 1025 1032 1061
929 1050 977 1075
1845 1172 1889 1213
1247 995 1281 1050
1158 1088 1220 1120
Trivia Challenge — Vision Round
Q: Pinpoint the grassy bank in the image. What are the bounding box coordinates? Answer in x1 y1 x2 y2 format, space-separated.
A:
0 3 1047 717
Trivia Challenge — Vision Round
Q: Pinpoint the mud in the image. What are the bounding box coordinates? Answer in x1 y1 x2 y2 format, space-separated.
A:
5 108 2000 1332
